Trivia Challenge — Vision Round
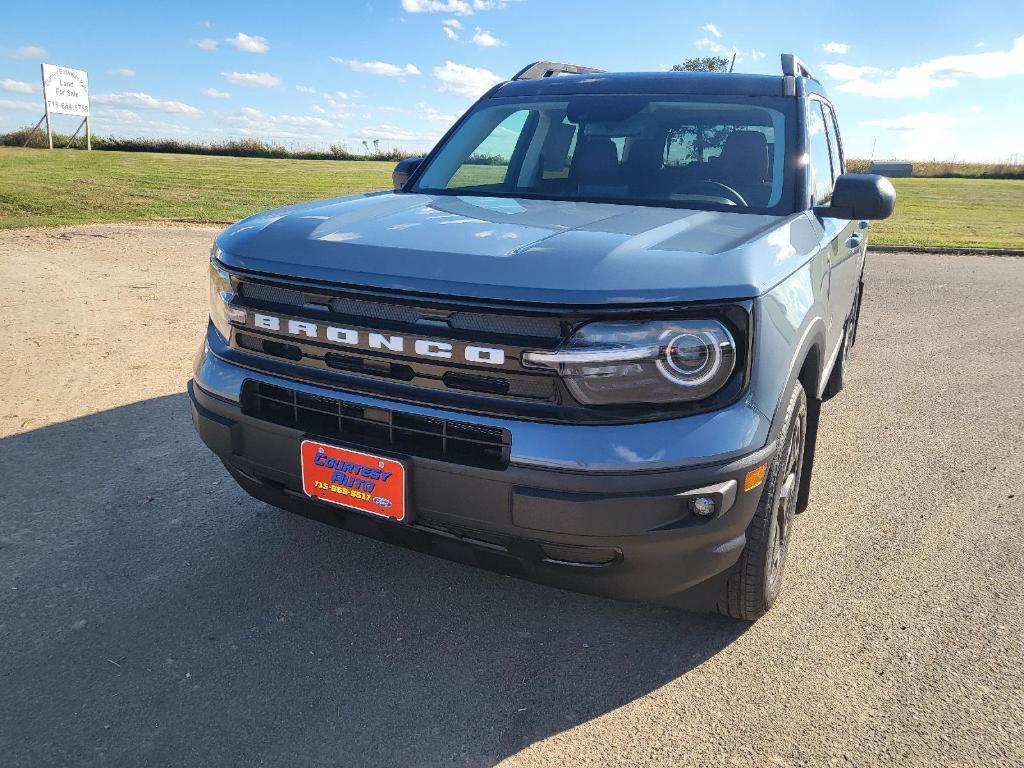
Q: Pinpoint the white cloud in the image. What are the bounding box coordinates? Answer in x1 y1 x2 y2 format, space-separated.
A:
835 34 1024 98
93 91 203 115
702 23 722 38
202 87 231 99
225 32 269 54
221 71 282 87
695 37 740 59
1 79 36 94
334 90 349 100
323 92 350 109
295 84 317 93
862 112 961 131
93 108 196 135
355 123 420 141
821 63 880 82
443 18 463 28
196 38 219 51
0 97 37 111
443 27 459 40
918 34 1024 78
750 49 766 62
837 69 957 98
860 111 969 159
823 41 850 55
415 101 461 123
219 107 337 140
334 58 420 76
234 106 331 129
108 68 137 77
402 0 473 14
353 123 442 143
401 0 512 14
433 60 501 97
472 28 504 47
6 45 46 60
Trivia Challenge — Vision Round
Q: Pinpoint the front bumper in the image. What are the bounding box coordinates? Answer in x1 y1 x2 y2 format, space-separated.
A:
190 336 776 601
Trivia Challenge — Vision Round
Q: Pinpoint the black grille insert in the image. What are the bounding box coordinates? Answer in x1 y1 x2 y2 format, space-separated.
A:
241 381 511 470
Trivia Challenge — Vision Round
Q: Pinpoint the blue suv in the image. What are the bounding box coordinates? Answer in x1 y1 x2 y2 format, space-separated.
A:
189 55 895 619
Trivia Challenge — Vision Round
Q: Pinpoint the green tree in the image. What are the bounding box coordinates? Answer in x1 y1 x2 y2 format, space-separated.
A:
672 56 731 72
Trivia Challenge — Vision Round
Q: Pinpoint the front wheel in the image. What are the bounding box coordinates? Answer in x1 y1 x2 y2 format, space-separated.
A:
716 382 808 620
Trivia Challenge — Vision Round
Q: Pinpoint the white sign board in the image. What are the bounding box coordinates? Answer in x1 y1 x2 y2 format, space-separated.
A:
42 64 89 117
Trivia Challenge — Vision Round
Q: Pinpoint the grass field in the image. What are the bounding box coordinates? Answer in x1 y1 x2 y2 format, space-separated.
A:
2 147 1022 248
0 147 393 229
869 178 1023 249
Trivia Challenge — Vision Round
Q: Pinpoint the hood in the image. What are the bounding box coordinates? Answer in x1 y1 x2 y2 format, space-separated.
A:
216 192 822 305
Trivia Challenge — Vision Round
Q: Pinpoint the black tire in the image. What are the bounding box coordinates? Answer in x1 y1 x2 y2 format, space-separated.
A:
848 279 864 347
716 382 808 620
822 321 851 400
824 279 864 399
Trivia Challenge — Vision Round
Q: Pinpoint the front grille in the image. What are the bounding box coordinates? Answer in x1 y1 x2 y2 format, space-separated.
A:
237 279 565 341
241 380 511 470
238 282 307 307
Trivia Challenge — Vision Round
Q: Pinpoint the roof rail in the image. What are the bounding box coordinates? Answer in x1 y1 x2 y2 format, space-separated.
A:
780 53 817 82
512 61 606 81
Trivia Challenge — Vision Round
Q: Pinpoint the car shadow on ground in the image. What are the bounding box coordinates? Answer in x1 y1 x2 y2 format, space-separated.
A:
1 393 748 768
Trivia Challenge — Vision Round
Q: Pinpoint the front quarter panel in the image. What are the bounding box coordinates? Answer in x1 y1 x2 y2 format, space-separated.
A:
749 211 830 435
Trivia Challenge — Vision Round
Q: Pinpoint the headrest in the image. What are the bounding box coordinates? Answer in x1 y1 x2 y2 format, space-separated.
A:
570 137 621 186
720 130 769 181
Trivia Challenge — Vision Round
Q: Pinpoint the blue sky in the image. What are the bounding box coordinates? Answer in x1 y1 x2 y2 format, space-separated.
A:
2 0 1023 160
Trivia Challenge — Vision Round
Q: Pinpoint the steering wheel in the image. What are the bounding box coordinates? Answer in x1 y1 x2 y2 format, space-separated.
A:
688 180 749 207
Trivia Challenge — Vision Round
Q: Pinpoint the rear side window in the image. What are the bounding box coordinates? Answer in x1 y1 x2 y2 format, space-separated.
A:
822 102 844 177
807 101 834 205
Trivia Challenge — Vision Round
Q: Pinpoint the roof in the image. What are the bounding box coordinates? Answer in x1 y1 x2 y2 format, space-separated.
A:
491 70 829 100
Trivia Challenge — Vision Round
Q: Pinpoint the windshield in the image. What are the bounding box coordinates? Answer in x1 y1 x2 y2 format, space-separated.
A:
413 94 795 214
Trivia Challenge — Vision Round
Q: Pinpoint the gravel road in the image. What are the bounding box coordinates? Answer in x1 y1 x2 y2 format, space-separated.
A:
1 224 1022 767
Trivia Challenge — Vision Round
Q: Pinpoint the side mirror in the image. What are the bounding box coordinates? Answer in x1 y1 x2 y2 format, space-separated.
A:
392 157 424 191
817 173 896 220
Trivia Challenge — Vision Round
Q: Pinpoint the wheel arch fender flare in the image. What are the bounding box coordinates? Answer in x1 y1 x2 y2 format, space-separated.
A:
766 317 827 444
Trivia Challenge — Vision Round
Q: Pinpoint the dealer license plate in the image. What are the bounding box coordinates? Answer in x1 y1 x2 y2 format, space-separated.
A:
300 440 407 522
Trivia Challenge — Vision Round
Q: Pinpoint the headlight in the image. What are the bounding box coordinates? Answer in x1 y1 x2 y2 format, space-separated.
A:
208 251 246 341
523 319 737 405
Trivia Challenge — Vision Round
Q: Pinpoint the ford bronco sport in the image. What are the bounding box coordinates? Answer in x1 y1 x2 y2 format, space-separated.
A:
189 55 895 619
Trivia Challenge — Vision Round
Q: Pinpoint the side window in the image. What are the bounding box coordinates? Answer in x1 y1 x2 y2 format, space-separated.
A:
822 102 844 177
807 101 834 205
446 110 529 189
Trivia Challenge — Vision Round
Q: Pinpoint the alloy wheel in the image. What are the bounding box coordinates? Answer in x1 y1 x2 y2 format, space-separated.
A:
765 402 807 596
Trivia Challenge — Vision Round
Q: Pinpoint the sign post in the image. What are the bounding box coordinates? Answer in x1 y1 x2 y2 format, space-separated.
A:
35 63 91 150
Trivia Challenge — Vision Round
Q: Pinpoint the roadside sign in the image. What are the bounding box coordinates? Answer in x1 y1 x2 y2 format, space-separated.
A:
42 64 90 117
28 64 91 150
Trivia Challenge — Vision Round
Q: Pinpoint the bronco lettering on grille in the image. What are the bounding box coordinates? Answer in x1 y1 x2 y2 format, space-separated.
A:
250 313 507 366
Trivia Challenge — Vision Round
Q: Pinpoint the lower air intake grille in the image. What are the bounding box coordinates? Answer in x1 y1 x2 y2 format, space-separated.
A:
241 381 511 471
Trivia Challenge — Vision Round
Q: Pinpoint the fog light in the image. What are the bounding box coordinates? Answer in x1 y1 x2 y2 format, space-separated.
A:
689 496 717 517
227 306 247 324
